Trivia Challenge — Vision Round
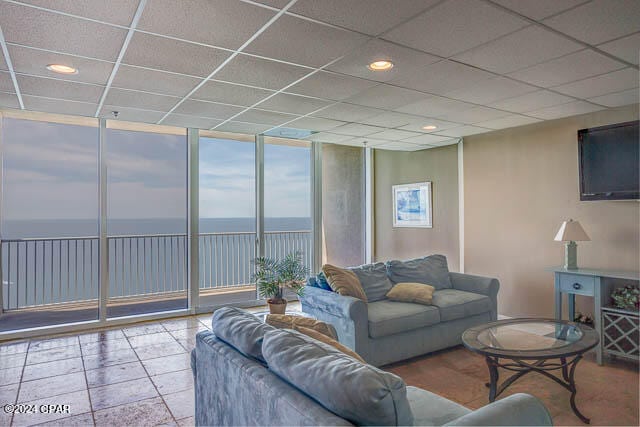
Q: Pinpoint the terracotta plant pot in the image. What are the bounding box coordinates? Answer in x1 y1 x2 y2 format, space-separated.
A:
268 298 287 314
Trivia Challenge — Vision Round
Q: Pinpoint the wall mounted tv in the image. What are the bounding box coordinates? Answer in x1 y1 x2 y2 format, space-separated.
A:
578 120 639 201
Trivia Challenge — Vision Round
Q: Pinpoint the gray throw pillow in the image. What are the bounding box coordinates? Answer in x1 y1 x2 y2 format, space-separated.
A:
262 328 414 426
349 262 393 302
211 306 275 363
386 254 452 290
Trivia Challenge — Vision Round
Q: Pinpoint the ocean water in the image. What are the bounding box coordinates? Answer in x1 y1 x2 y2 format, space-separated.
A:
1 218 312 309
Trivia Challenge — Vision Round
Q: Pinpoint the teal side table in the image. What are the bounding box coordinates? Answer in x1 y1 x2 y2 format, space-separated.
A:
552 267 640 365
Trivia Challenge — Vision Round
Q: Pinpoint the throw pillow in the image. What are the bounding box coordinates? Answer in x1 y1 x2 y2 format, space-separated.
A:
293 325 365 363
386 282 435 305
349 262 393 302
211 306 275 363
266 314 338 340
315 271 333 291
322 264 368 302
385 254 452 290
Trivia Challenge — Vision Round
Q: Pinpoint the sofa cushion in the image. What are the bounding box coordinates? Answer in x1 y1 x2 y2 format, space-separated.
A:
386 254 453 290
211 306 275 363
322 264 368 302
431 289 492 322
367 300 440 339
386 282 435 305
407 386 471 426
350 262 393 302
293 326 365 362
266 314 338 340
262 328 414 426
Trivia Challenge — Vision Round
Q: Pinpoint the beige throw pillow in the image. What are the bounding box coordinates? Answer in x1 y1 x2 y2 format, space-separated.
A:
294 326 366 363
265 314 338 340
386 282 435 305
322 264 368 302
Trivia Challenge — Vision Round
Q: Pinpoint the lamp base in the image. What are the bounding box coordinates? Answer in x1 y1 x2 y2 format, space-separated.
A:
564 241 578 270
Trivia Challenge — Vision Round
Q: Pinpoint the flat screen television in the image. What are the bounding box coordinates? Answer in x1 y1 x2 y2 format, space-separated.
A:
578 120 639 201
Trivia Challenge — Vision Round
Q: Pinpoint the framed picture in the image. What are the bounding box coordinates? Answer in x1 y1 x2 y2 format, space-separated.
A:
392 182 432 228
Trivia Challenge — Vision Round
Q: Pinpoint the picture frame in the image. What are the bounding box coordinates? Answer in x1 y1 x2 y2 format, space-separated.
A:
392 182 432 228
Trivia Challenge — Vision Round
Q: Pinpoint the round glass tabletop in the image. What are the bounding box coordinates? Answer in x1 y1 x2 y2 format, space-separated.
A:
463 318 599 359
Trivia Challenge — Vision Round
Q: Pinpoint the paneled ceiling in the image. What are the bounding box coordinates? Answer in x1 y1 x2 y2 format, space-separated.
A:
0 0 638 151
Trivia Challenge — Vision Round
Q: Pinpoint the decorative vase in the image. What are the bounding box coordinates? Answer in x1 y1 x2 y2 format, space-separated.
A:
268 298 287 314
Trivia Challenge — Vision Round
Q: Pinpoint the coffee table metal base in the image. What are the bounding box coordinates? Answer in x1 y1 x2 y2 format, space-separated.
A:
484 354 589 424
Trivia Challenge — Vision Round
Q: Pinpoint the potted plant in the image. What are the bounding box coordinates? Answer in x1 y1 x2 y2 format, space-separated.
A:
253 251 309 314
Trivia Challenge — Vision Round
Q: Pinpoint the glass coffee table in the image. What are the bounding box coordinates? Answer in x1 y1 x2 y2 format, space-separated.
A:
462 318 599 424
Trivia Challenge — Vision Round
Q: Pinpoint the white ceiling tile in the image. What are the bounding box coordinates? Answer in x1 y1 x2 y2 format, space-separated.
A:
327 39 440 83
111 65 199 98
452 26 583 74
346 84 427 109
374 142 427 151
305 132 355 143
0 2 127 61
138 0 275 50
490 0 590 20
0 72 14 92
252 0 290 8
9 45 113 86
192 80 274 107
286 71 379 101
245 15 369 68
331 122 385 137
373 129 422 141
437 105 509 123
174 99 245 120
359 111 422 128
123 32 231 77
553 68 639 99
598 33 640 65
0 92 20 109
384 0 528 57
104 88 180 112
393 95 476 117
17 75 103 103
25 95 97 117
0 50 7 71
391 60 494 95
257 93 331 115
527 100 606 119
543 0 640 45
215 121 272 134
424 138 460 147
215 54 310 90
162 114 223 130
474 114 542 130
233 108 299 125
286 116 346 132
588 89 639 107
397 118 461 133
401 133 452 145
311 103 382 121
99 106 166 124
18 0 140 26
435 125 493 137
488 90 575 113
445 76 537 104
339 136 390 147
508 49 626 87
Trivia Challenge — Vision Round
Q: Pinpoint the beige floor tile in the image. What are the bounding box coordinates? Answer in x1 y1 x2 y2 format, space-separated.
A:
78 329 126 344
22 357 84 382
12 390 91 427
89 377 158 411
142 353 192 377
81 338 132 356
19 372 87 402
151 369 194 395
0 353 26 369
0 366 23 385
26 345 81 365
82 348 139 371
133 341 186 361
29 336 79 352
93 396 173 427
86 361 148 388
122 323 166 337
163 389 194 420
35 412 95 426
128 332 177 349
0 341 29 355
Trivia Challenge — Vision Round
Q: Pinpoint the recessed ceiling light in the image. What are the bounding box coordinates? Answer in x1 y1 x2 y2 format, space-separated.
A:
422 125 438 130
46 64 78 75
367 60 393 71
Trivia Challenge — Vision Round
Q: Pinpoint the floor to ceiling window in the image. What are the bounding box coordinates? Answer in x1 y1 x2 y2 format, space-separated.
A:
105 122 188 318
198 131 257 307
0 112 100 331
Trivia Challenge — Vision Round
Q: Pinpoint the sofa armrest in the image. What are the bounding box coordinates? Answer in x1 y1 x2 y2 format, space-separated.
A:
299 285 369 359
449 272 499 320
445 393 552 426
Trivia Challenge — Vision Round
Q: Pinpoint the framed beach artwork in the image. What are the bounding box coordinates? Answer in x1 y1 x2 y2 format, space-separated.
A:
392 182 432 228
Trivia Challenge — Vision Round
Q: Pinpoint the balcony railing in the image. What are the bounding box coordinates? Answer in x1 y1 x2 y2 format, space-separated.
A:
1 231 312 311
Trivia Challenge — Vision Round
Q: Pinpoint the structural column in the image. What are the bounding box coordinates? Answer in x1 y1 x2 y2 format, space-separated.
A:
98 118 108 321
255 135 265 260
312 141 323 272
364 145 374 264
187 128 199 311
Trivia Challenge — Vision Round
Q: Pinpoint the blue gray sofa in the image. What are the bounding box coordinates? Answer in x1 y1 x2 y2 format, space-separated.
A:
191 307 552 426
300 255 499 366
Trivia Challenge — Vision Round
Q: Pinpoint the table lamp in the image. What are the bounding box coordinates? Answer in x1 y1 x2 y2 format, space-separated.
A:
554 219 590 270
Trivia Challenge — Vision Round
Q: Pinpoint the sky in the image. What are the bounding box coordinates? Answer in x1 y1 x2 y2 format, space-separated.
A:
1 118 311 224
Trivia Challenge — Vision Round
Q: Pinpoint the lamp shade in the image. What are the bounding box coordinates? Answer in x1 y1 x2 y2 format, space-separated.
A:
554 219 590 242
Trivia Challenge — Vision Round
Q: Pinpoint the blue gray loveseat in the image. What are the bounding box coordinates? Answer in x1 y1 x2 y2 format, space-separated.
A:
191 307 551 426
300 255 499 366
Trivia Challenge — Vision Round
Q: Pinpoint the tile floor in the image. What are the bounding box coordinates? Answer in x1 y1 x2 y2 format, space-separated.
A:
1 305 638 426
